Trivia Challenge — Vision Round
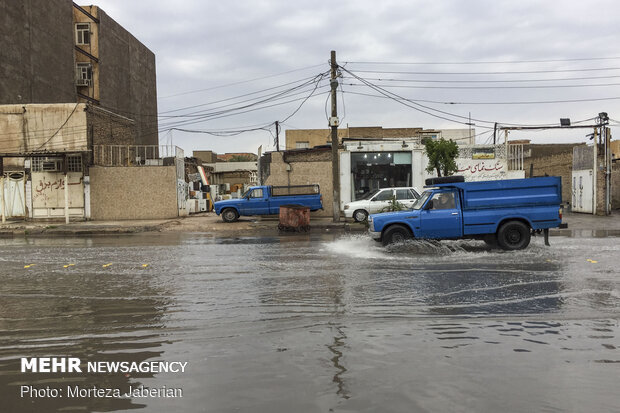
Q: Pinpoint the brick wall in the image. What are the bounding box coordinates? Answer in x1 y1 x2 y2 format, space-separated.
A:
89 166 178 220
264 151 332 217
525 152 573 204
88 105 137 148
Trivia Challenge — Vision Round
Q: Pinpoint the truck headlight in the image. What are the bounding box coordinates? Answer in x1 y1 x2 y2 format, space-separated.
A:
344 205 349 210
368 216 373 230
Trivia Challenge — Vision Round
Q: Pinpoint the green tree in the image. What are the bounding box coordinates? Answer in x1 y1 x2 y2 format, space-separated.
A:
423 138 459 177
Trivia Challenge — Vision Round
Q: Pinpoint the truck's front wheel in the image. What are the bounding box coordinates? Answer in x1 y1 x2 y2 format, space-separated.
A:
497 221 530 250
382 225 411 246
222 208 239 223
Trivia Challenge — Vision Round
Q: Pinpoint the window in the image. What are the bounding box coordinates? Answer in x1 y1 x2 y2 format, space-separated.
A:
430 192 456 210
76 63 92 86
395 189 415 200
76 23 90 45
67 155 83 172
250 189 263 198
373 190 394 202
295 141 310 149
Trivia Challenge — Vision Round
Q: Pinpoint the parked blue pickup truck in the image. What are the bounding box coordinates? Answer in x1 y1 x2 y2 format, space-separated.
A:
368 176 566 250
214 185 323 222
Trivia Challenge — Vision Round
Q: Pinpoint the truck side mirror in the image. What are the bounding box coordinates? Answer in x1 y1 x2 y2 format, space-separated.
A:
425 200 434 210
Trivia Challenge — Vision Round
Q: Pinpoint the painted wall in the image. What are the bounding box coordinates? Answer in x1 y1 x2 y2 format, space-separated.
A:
0 0 76 104
89 166 178 220
0 104 88 153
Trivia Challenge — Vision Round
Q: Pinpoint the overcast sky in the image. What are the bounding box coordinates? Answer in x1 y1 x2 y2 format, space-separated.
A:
92 0 620 156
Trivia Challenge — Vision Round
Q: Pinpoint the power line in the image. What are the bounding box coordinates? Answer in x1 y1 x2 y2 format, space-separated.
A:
159 63 326 99
340 89 620 106
345 57 620 65
342 80 620 90
342 74 620 84
347 67 620 75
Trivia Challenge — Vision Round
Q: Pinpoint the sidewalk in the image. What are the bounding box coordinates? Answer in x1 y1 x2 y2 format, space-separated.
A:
0 210 618 237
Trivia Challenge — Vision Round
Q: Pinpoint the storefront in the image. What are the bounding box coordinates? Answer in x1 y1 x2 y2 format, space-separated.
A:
339 140 427 208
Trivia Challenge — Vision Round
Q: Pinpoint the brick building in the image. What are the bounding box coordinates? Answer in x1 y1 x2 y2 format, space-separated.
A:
0 0 158 145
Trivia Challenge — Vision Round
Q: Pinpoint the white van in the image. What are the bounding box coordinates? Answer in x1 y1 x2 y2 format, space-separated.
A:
343 187 421 222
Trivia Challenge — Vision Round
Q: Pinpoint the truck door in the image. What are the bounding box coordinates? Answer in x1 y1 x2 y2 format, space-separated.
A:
419 190 463 239
240 188 270 215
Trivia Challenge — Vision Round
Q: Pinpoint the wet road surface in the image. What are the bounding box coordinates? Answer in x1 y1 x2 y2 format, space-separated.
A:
0 233 619 412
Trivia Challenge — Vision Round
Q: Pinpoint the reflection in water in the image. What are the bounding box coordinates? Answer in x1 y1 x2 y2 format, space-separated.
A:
326 325 349 400
0 237 176 412
0 233 618 412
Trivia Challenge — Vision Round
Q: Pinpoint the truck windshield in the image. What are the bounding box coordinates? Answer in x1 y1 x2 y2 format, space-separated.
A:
411 191 431 210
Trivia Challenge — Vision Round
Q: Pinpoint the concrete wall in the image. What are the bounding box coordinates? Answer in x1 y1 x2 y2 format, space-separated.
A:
264 151 333 217
0 0 77 104
98 9 158 145
0 103 88 153
89 166 178 220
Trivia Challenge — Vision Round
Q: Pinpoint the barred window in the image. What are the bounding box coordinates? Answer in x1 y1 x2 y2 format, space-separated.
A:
30 156 82 172
67 155 83 172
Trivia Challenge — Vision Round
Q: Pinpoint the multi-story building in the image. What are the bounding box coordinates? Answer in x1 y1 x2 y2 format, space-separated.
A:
0 0 157 145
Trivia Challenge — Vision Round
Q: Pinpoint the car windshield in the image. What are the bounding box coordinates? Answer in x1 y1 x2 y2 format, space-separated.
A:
358 189 379 201
411 191 431 210
241 189 252 198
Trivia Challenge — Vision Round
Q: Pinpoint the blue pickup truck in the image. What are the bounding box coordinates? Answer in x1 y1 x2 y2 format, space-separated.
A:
368 176 566 250
214 185 323 222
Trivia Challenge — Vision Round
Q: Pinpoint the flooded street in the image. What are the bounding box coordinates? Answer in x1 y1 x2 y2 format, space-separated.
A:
1 232 619 412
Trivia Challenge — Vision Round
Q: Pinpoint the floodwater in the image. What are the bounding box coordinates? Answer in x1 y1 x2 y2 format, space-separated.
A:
0 232 619 413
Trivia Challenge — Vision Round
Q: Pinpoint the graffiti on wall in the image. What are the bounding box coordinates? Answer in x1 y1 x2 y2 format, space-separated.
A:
32 172 84 208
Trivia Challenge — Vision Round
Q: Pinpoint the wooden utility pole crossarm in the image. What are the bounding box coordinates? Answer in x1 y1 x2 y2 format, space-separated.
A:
330 50 340 222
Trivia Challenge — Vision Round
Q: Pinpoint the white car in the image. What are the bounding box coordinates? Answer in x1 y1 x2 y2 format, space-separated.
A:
343 187 421 222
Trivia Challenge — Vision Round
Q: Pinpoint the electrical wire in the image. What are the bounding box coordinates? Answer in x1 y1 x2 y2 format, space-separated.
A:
345 57 620 65
159 63 326 99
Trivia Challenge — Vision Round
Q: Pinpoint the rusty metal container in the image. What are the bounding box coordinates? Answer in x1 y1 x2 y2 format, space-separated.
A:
278 205 311 232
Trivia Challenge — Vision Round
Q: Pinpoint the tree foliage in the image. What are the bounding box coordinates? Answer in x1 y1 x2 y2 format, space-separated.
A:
423 138 459 177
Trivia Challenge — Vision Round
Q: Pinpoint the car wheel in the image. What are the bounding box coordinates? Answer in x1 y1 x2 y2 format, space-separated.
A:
497 221 530 250
222 208 239 223
353 209 368 222
382 224 411 246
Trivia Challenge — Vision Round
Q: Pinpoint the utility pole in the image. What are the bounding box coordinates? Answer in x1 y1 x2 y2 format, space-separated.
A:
275 121 280 151
330 50 340 222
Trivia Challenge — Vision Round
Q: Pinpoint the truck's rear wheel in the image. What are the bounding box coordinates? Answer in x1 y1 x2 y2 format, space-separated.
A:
497 221 530 250
222 208 239 223
382 225 411 246
353 209 368 222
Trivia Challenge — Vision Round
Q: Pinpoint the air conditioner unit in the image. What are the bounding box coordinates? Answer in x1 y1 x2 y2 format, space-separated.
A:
76 78 91 87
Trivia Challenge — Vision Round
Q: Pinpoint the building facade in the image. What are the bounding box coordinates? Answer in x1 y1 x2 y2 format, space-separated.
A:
0 1 157 145
285 126 475 150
